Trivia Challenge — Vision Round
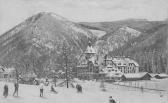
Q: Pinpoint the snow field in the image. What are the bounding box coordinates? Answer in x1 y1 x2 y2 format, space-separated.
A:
0 80 167 103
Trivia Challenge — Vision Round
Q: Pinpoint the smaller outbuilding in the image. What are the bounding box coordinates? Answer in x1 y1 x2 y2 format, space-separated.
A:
124 72 152 81
154 74 168 79
2 67 16 79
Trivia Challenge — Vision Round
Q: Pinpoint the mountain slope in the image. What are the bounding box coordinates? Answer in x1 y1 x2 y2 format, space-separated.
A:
0 12 95 76
110 23 168 73
81 19 166 55
82 19 168 73
95 26 142 55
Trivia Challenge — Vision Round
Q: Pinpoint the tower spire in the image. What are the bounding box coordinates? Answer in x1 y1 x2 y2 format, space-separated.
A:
88 41 91 47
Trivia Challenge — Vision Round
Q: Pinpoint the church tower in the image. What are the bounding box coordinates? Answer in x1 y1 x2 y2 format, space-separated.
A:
85 41 96 60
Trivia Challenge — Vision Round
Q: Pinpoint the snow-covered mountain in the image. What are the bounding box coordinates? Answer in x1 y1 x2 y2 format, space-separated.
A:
0 12 95 76
95 26 141 55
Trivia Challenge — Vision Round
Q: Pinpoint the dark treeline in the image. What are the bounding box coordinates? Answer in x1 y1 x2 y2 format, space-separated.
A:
128 50 168 74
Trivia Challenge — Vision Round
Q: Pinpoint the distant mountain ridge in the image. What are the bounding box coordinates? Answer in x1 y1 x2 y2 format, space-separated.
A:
81 19 168 73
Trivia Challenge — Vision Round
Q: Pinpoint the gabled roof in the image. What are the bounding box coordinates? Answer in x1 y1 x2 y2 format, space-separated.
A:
85 46 96 54
125 58 139 66
3 67 15 74
124 72 151 79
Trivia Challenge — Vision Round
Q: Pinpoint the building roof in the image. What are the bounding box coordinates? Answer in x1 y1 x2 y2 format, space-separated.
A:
3 67 15 74
125 58 139 66
155 73 168 78
149 73 156 77
124 72 151 79
85 45 96 54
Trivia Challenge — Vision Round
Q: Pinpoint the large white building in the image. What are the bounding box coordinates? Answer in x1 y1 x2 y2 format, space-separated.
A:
103 56 139 74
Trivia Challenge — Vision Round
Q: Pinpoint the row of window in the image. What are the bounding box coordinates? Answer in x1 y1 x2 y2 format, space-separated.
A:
118 67 136 73
106 61 136 67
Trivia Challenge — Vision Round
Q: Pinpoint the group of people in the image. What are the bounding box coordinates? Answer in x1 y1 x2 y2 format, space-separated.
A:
39 82 58 97
3 82 19 98
2 81 117 103
109 96 116 103
39 82 82 97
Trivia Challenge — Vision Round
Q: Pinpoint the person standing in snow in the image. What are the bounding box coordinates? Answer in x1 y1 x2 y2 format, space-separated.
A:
40 83 44 97
51 84 57 93
140 86 144 93
13 82 19 96
3 84 8 98
76 84 82 93
109 96 116 103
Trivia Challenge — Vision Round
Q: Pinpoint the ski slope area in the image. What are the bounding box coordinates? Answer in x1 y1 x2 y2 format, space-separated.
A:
0 81 167 103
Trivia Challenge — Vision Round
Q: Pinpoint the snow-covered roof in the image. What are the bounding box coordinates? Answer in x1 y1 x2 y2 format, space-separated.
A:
155 73 168 78
124 72 151 79
125 58 139 66
3 67 15 74
85 46 96 54
149 73 156 77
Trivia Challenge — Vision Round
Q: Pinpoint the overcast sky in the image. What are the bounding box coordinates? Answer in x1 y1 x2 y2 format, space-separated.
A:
0 0 168 34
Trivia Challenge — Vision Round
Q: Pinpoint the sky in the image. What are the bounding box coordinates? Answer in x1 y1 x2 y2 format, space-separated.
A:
0 0 168 35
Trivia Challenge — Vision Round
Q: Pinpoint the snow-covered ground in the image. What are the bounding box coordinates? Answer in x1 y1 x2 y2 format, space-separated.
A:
114 78 168 91
0 80 167 103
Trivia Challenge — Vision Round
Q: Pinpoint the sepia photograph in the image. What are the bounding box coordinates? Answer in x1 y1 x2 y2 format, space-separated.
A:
0 0 168 103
